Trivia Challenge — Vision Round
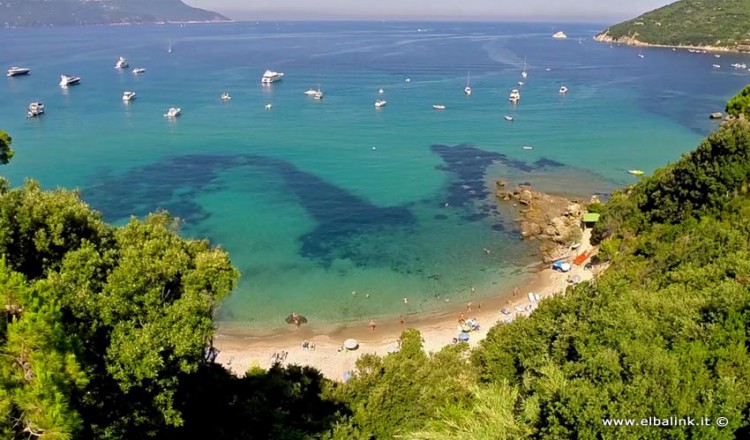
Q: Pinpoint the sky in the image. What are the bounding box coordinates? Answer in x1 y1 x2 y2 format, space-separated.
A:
185 0 675 22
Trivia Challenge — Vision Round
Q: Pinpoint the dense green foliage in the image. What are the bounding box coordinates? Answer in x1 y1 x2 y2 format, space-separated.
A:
0 132 13 165
726 85 750 117
4 105 750 439
598 0 750 48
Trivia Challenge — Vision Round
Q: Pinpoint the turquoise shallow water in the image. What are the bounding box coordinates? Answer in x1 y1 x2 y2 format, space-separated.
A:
2 21 748 329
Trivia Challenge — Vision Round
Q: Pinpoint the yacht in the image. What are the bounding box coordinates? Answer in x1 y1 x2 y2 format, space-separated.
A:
132 67 146 74
115 57 129 69
638 51 644 59
304 89 318 96
464 71 471 95
27 102 44 118
559 86 568 94
509 89 520 103
221 92 231 101
713 64 721 69
504 115 514 121
378 88 385 94
261 70 284 84
59 75 81 87
518 81 525 86
375 99 387 108
405 78 411 82
265 103 273 110
7 66 30 77
432 104 446 110
164 107 181 118
552 31 567 39
122 91 136 102
522 145 534 150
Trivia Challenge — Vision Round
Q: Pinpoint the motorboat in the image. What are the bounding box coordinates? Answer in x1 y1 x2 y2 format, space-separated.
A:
405 78 411 82
638 52 644 59
628 169 644 176
713 64 721 68
313 89 324 100
122 91 136 102
559 86 568 94
432 104 446 110
59 75 81 87
115 57 129 69
464 71 471 95
164 107 181 118
132 67 146 74
509 89 520 103
261 70 284 84
518 81 525 86
27 102 44 118
221 92 231 101
552 31 567 39
522 145 533 150
504 115 514 121
304 89 317 96
731 63 748 69
265 103 273 110
378 88 385 94
521 57 528 78
7 66 30 77
375 99 387 108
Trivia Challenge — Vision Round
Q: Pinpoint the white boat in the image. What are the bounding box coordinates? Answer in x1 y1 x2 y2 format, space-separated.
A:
405 78 411 82
464 71 472 95
122 91 136 101
7 66 30 77
552 31 567 39
221 92 231 101
168 40 173 54
313 88 324 100
27 102 44 118
304 89 317 96
638 51 644 59
375 99 387 108
164 107 181 118
59 75 81 87
132 67 146 74
115 57 129 69
518 81 525 86
715 54 721 58
628 169 644 176
509 89 520 103
521 57 528 78
559 86 568 94
731 63 748 69
432 104 446 110
504 115 513 121
713 64 721 68
261 70 284 84
265 103 273 110
522 145 533 150
378 88 385 95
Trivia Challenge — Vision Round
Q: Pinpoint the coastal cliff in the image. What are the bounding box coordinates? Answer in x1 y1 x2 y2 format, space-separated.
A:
0 0 230 27
595 0 750 52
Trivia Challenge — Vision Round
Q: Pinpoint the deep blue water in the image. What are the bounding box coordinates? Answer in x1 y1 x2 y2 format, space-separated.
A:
2 21 748 329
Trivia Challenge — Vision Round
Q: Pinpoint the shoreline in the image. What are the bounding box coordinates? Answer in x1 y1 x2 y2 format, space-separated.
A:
215 231 600 380
593 32 744 53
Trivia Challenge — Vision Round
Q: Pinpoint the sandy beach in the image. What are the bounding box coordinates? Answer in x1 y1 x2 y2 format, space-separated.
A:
215 230 598 381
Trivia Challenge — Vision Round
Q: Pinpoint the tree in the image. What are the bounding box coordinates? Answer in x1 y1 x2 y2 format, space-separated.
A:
0 131 13 165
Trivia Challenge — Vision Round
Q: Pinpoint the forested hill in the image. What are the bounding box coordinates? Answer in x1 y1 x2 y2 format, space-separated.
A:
0 0 229 27
595 0 750 50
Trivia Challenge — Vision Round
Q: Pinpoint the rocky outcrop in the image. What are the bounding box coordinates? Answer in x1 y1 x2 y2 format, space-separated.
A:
496 181 585 262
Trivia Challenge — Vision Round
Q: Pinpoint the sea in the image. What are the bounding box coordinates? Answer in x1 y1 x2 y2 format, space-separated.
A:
1 21 748 330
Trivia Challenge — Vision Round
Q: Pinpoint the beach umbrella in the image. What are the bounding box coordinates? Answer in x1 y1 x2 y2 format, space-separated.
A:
343 371 352 382
285 314 308 324
458 332 470 342
343 338 359 350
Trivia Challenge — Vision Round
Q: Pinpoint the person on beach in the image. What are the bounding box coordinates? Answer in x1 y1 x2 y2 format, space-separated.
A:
471 286 476 295
292 312 301 328
478 302 481 311
369 320 376 331
467 301 472 312
458 313 465 324
399 315 405 325
513 286 519 296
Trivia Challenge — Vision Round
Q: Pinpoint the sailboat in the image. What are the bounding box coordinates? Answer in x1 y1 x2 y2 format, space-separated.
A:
637 50 644 59
168 40 173 54
464 71 472 95
521 57 528 79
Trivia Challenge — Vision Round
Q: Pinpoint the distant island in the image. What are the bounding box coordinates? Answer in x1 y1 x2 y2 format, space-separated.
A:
0 0 230 27
595 0 750 52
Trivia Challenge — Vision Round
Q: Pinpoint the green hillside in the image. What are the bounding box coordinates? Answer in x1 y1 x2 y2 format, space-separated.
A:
596 0 750 49
0 0 229 27
2 87 750 437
